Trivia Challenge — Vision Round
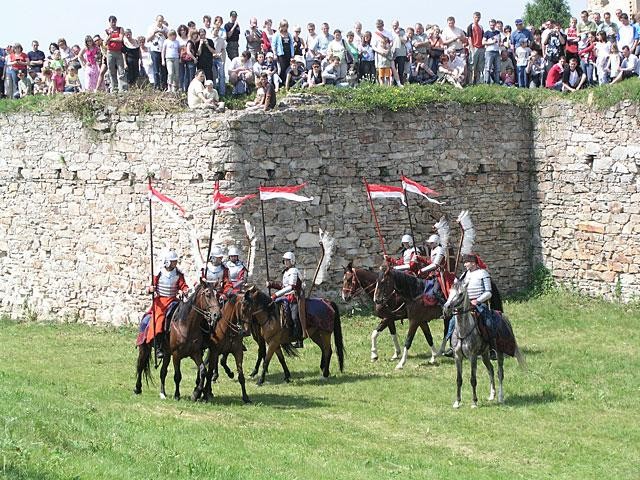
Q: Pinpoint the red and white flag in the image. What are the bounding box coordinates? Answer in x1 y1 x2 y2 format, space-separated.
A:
148 183 186 216
259 183 313 202
213 181 256 211
401 175 443 204
365 182 406 205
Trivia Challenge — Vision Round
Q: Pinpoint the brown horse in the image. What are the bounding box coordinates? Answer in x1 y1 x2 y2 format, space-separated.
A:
373 263 444 369
241 286 345 385
134 283 222 401
200 294 251 403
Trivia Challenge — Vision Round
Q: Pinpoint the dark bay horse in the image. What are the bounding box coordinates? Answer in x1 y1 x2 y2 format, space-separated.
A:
201 294 251 403
373 263 443 369
242 286 345 385
443 278 526 408
134 283 222 401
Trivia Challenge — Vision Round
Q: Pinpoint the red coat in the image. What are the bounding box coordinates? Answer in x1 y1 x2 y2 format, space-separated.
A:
145 270 188 344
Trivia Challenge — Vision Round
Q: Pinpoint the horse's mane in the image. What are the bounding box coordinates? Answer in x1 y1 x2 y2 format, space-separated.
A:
355 267 378 284
252 289 277 316
389 269 425 299
174 284 203 323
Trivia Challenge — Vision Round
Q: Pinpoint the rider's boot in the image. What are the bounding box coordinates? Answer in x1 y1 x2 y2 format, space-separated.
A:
155 332 165 359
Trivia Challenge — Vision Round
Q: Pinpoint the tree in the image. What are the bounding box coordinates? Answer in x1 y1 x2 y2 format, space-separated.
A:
523 0 572 28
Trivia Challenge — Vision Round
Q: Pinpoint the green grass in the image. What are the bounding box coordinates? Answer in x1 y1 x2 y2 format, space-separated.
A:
1 292 639 479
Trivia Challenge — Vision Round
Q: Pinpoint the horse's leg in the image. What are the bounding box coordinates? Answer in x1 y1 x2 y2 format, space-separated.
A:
419 320 438 365
371 318 387 361
470 354 479 408
497 351 505 404
396 315 419 370
134 344 150 395
257 341 276 386
232 346 251 403
250 336 265 378
200 350 215 403
388 320 401 360
453 352 463 409
159 354 171 400
221 352 234 379
274 346 291 383
481 351 496 401
321 333 333 379
172 355 182 401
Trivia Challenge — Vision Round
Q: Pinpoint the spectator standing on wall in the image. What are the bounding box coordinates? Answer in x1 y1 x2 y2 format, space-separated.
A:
181 30 199 91
177 25 190 92
578 10 597 36
122 30 141 88
105 16 127 92
327 30 348 83
196 29 215 82
526 50 545 87
0 45 6 98
391 20 408 85
162 30 181 92
483 19 501 84
147 15 168 90
564 17 579 61
515 39 532 88
466 12 485 84
27 41 45 73
511 19 533 55
605 43 622 80
272 20 294 79
7 44 28 97
578 31 597 86
79 36 100 91
292 26 305 57
225 11 241 60
211 27 227 96
441 16 467 58
317 23 334 60
597 12 619 37
543 21 565 76
617 14 639 52
245 17 263 59
262 19 275 53
633 14 640 56
305 23 320 67
359 31 375 81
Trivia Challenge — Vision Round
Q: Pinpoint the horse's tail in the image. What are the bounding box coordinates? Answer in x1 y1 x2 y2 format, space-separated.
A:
331 301 345 372
501 315 527 371
281 342 299 358
490 279 504 313
137 344 154 386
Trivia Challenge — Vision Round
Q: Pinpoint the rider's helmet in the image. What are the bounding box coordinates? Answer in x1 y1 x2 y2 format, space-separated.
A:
228 246 241 258
401 234 413 246
282 251 296 265
163 249 179 267
427 234 440 245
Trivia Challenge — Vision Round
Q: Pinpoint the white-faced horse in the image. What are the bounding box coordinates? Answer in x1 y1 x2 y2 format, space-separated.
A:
442 278 526 408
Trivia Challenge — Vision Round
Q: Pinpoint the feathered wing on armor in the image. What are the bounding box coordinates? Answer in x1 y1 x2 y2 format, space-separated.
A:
244 219 257 279
434 216 450 252
315 228 336 286
457 210 476 256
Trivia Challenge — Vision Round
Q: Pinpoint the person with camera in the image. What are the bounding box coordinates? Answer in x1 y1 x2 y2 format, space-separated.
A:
225 11 241 60
196 29 216 82
245 17 263 59
146 15 168 90
543 21 566 79
229 50 254 89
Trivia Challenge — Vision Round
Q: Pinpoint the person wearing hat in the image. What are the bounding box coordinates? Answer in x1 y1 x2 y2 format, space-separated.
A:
267 251 305 347
385 234 418 271
225 11 241 60
144 249 189 355
226 246 248 293
510 18 533 53
201 246 233 297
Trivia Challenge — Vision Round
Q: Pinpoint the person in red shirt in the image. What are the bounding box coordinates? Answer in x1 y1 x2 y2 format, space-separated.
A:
105 15 127 92
466 12 485 84
8 43 29 96
545 56 566 90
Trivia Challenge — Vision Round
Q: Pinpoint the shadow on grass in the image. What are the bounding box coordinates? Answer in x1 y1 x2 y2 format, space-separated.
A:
506 390 562 406
520 346 544 356
208 392 327 409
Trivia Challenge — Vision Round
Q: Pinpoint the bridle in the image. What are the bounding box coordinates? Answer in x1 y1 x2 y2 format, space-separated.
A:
446 285 478 340
342 269 375 299
191 286 221 331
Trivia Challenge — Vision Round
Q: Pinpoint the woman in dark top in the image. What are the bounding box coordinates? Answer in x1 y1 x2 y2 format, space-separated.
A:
122 29 141 86
182 30 199 91
196 29 215 81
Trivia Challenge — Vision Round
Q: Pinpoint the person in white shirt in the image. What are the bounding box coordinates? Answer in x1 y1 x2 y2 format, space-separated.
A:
146 15 168 89
617 14 639 52
441 16 467 58
610 45 638 83
161 30 180 91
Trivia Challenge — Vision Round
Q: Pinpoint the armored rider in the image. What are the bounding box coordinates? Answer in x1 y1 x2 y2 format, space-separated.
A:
201 246 234 298
385 234 418 271
146 249 189 357
267 251 304 348
226 246 248 293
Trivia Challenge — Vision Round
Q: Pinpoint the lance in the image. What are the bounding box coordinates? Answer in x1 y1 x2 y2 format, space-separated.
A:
203 208 217 281
147 176 159 368
362 177 387 257
400 171 418 259
259 184 271 294
307 231 325 299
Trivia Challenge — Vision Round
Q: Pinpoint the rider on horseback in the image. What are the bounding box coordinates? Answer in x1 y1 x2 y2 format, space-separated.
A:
201 246 234 298
267 251 304 348
146 249 189 358
226 246 248 293
385 234 419 272
446 253 498 358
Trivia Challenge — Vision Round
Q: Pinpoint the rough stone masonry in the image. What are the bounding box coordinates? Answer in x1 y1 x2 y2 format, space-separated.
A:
0 100 637 325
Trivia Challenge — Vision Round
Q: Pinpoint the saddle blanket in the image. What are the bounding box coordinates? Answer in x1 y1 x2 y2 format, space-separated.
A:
305 298 335 332
476 306 517 357
135 301 180 346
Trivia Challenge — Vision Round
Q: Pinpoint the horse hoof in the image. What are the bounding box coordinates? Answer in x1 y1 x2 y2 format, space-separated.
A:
390 353 399 360
471 402 478 409
453 401 460 409
249 371 258 378
429 357 436 365
395 363 404 370
498 396 504 404
133 388 141 395
319 376 329 382
488 393 495 401
243 398 252 404
284 377 291 383
371 354 378 362
159 393 166 400
174 395 180 401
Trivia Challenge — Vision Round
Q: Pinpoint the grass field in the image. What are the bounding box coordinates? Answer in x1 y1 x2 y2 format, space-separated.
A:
1 292 639 480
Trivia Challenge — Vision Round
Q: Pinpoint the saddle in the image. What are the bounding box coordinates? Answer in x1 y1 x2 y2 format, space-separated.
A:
473 308 517 357
164 301 180 332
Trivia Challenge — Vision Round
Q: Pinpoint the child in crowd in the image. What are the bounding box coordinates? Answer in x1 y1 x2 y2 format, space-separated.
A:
605 43 622 80
17 70 33 97
376 36 393 86
203 79 225 111
41 69 54 95
64 66 82 92
263 52 281 90
33 76 46 95
515 39 532 88
48 50 65 71
52 66 66 93
162 30 180 92
501 66 516 86
526 50 545 87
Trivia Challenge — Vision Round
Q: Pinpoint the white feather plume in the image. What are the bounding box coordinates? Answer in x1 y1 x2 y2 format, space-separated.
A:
315 228 336 285
434 216 450 251
457 210 476 255
244 219 257 278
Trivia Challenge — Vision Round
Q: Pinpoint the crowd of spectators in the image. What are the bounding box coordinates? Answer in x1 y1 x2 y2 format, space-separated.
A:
1 8 639 106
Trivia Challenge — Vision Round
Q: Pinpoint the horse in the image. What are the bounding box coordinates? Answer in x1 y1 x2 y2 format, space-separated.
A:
200 294 251 403
341 262 404 361
241 286 345 385
373 263 444 369
134 283 222 401
442 278 526 408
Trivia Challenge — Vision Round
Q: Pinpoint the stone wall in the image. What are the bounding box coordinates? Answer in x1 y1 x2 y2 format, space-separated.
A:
531 100 640 301
0 104 534 324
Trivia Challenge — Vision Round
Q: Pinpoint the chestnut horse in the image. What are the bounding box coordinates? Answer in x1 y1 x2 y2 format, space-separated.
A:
241 286 345 385
373 263 444 369
134 283 222 400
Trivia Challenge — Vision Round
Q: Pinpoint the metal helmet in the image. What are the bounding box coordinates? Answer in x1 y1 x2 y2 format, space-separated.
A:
163 249 179 267
401 234 413 245
282 251 296 264
209 246 224 261
228 246 241 257
427 234 440 245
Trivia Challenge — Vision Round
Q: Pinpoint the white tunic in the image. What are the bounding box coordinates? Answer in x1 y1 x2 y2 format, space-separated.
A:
202 262 225 283
275 267 300 297
156 268 180 297
466 268 492 303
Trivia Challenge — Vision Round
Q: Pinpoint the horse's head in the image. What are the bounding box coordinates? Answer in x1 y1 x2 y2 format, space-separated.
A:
373 262 393 305
196 280 222 328
241 285 272 323
341 262 357 302
443 277 470 318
